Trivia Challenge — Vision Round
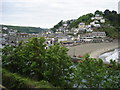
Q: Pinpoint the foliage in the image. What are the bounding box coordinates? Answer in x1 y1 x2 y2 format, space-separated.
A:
2 69 55 89
93 9 119 39
51 20 63 32
2 37 120 88
2 37 46 80
69 13 93 29
43 44 74 87
2 25 48 33
54 20 63 29
51 13 93 31
103 9 119 27
95 10 103 15
74 54 120 88
50 9 119 39
95 25 119 38
2 37 74 87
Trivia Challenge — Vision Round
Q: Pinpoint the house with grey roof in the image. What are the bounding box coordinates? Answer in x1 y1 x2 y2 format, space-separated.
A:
80 32 106 42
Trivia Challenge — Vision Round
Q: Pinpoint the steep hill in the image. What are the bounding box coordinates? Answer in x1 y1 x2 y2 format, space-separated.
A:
51 9 120 38
69 13 93 29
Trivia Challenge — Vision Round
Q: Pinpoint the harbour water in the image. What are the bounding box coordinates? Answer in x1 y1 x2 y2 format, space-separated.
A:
99 48 119 63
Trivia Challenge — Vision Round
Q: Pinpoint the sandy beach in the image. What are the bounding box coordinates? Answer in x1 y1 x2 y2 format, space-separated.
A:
67 41 118 58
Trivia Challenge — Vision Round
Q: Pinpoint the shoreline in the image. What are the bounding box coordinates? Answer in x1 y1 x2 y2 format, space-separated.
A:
90 46 119 58
68 42 118 58
98 48 119 56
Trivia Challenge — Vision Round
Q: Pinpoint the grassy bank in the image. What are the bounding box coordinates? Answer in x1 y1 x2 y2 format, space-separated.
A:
2 69 55 89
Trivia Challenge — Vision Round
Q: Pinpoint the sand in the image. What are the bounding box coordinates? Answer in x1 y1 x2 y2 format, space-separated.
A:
67 41 118 58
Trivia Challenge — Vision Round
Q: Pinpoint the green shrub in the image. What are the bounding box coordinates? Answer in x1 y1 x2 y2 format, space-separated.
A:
75 54 120 88
2 37 74 87
2 69 55 89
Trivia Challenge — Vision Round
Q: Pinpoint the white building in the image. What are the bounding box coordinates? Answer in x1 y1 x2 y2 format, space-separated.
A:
80 37 93 42
91 17 95 20
80 32 106 42
94 14 103 20
9 29 17 35
63 24 68 27
58 37 68 43
86 25 91 28
3 27 8 30
78 23 86 28
58 26 65 32
100 19 105 23
90 21 100 27
91 14 105 23
94 24 101 27
86 28 93 32
74 28 79 33
92 32 106 38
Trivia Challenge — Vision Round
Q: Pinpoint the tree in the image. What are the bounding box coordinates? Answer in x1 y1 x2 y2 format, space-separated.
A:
111 10 117 14
2 37 74 87
103 9 118 26
50 20 63 32
95 10 103 15
43 44 74 87
2 45 17 72
74 54 120 88
53 20 63 29
69 13 93 29
104 9 111 16
2 37 46 80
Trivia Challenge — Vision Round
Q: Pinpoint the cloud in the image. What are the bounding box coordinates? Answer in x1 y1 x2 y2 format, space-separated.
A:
1 0 119 28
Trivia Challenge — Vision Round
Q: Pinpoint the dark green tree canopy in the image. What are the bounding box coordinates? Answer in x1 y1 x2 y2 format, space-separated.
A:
2 37 74 87
95 10 103 15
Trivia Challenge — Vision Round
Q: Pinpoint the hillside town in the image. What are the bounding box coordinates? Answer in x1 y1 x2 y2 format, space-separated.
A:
1 0 120 88
1 14 113 48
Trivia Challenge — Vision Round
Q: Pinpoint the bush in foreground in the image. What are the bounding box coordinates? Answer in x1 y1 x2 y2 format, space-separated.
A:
2 37 74 88
74 54 120 88
2 69 55 89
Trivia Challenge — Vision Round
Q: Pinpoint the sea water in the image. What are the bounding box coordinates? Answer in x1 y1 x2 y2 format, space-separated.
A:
99 48 120 63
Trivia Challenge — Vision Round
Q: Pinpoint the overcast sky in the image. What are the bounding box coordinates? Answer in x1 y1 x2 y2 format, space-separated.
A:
1 0 119 28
